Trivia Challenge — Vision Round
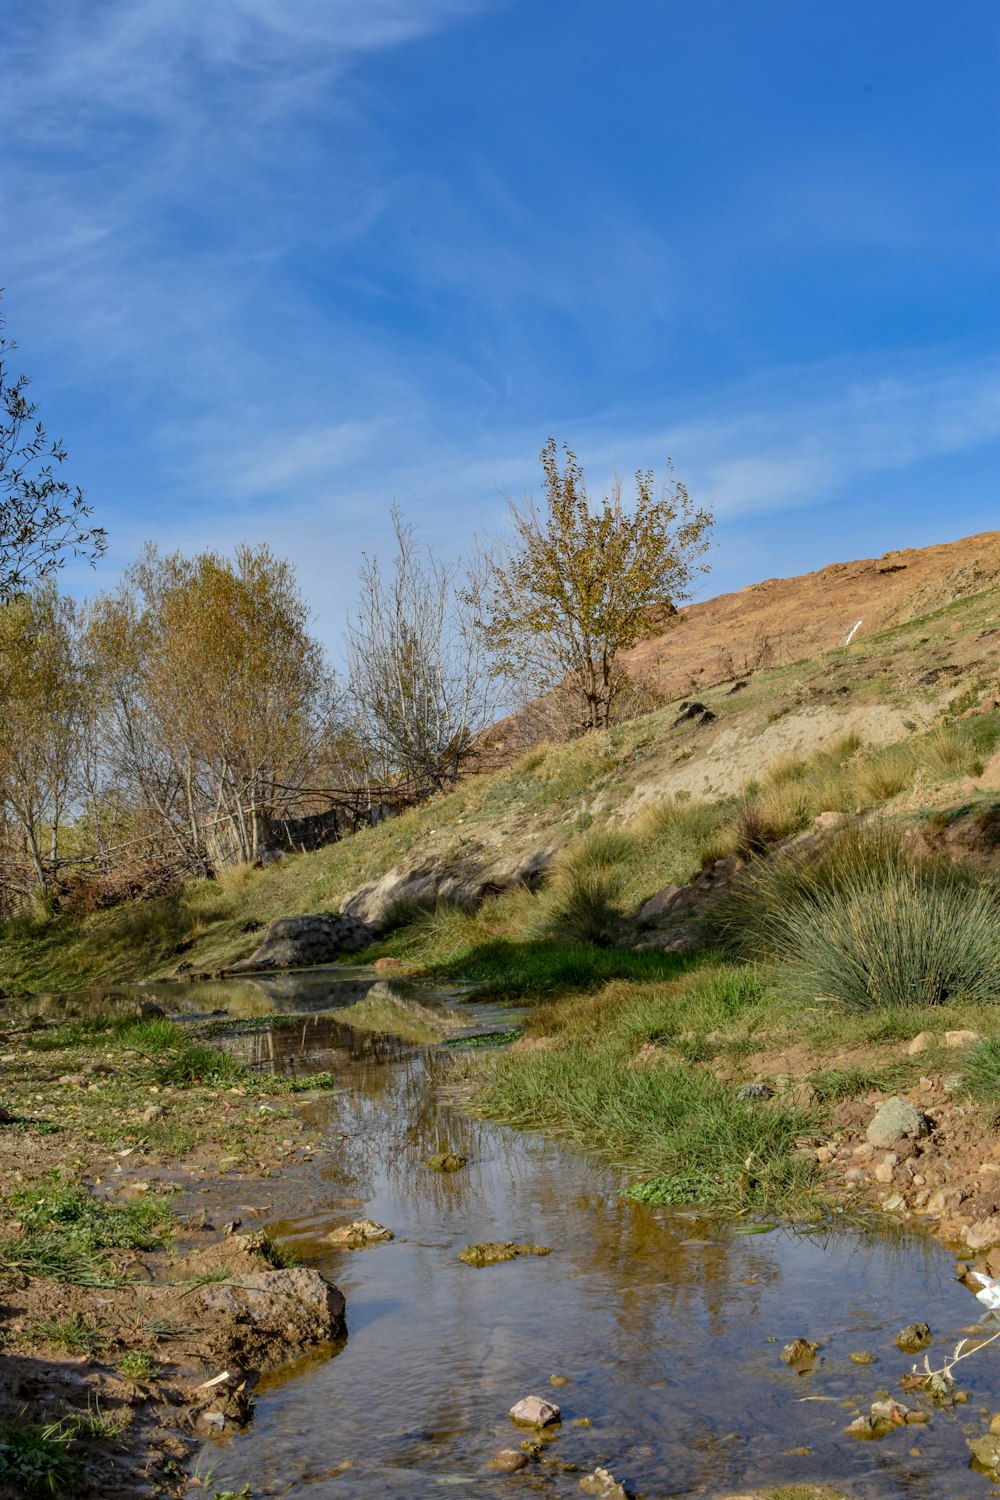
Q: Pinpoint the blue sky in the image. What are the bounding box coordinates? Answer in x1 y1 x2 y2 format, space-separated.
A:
4 0 999 651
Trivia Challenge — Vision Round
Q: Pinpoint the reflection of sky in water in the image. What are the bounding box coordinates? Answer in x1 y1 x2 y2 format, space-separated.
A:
44 972 997 1498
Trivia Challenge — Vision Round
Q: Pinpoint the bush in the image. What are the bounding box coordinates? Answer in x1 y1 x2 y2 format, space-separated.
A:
535 831 633 945
719 825 1000 1009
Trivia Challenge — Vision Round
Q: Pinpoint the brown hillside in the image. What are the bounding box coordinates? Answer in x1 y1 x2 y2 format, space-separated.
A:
623 529 1000 700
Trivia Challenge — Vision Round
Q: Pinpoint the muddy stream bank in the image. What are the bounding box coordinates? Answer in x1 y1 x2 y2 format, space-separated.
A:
33 970 1000 1497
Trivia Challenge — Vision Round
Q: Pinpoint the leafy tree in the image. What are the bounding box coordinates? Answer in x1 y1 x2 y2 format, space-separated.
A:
483 439 713 731
86 544 337 868
0 586 87 888
0 305 105 599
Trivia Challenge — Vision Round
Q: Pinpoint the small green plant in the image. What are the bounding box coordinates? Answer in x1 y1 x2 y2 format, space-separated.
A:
253 1230 298 1269
807 1062 913 1103
961 1039 1000 1105
69 1403 132 1441
0 1418 81 1497
117 1350 157 1381
32 1314 105 1357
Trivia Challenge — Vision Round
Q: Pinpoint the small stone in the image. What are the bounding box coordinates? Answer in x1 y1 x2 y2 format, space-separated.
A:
425 1152 467 1172
871 1398 911 1424
866 1098 931 1149
894 1322 932 1353
989 1413 1000 1437
882 1194 907 1213
489 1450 528 1472
579 1469 627 1499
141 1104 165 1122
965 1217 1000 1251
969 1433 1000 1475
905 1410 929 1424
509 1395 561 1428
945 1030 980 1048
737 1082 773 1101
846 1414 881 1439
549 1374 571 1386
874 1154 898 1184
326 1219 393 1248
942 1074 964 1094
849 1351 876 1364
906 1032 934 1055
780 1337 819 1369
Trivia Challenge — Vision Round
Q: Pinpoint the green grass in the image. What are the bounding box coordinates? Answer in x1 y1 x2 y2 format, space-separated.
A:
437 938 700 999
456 961 815 1213
0 1419 81 1497
961 1039 1000 1104
806 1062 915 1103
0 1175 174 1285
474 1045 815 1214
31 1314 106 1357
117 1350 158 1381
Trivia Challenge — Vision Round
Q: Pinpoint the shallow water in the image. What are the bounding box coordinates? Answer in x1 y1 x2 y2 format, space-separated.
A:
47 971 1000 1496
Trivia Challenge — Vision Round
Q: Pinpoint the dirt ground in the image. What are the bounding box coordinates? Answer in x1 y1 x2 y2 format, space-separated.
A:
0 1026 346 1499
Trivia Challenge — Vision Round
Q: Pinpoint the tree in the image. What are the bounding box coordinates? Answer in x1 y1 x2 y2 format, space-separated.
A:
86 544 338 868
345 507 504 792
483 439 713 731
0 303 106 600
0 586 87 888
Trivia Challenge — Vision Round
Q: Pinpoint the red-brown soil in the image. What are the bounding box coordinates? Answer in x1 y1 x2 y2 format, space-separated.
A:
622 529 1000 700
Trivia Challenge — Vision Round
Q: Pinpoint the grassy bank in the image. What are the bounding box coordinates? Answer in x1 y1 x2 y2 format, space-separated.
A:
463 933 1000 1218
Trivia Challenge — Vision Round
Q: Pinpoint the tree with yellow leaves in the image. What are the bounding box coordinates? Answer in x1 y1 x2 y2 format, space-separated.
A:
483 439 713 731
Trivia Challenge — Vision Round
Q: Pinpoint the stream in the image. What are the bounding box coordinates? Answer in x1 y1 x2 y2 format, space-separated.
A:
61 970 1000 1497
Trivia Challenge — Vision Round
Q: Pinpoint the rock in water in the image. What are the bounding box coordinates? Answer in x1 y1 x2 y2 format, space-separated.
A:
509 1395 561 1427
894 1321 932 1353
425 1152 467 1172
780 1337 819 1371
327 1219 393 1248
866 1097 931 1148
228 913 375 971
459 1241 551 1266
489 1450 528 1472
197 1268 345 1373
579 1470 628 1498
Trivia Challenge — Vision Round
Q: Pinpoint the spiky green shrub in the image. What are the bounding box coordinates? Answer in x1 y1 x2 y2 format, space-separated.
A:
720 825 1000 1009
535 831 632 945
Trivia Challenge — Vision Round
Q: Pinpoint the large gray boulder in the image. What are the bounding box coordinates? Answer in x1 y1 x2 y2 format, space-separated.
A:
229 912 375 971
341 845 554 932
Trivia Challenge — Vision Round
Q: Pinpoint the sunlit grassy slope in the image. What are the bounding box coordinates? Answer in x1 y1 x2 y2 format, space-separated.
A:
2 584 998 993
